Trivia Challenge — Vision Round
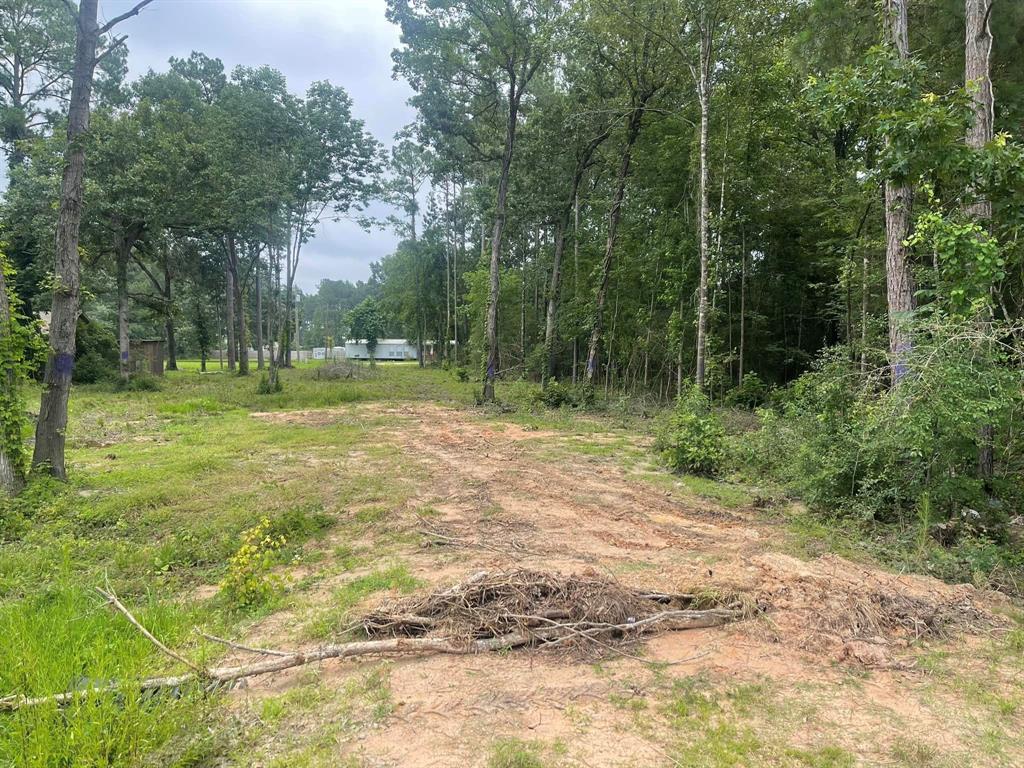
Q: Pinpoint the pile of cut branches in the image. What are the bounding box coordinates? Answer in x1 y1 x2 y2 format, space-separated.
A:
0 571 747 712
361 569 747 650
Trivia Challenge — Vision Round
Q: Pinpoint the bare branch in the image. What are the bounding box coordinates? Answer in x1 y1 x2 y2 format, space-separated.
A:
98 0 157 34
96 581 204 675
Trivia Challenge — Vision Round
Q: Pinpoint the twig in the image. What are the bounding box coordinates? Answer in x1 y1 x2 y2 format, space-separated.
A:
196 630 292 658
96 580 204 675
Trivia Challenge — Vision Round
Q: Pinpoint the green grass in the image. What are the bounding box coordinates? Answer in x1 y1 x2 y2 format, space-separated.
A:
4 362 1022 767
0 364 467 766
487 738 547 768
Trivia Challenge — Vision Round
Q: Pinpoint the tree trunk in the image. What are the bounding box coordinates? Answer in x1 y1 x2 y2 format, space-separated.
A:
544 217 567 383
738 228 746 384
0 265 24 496
695 59 712 391
254 257 264 370
585 109 643 384
883 0 915 386
483 85 522 402
116 239 131 380
225 258 236 373
965 0 995 482
227 236 248 375
163 256 177 371
32 0 101 478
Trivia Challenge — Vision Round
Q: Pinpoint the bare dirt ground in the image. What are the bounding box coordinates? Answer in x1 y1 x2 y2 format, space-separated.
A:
234 404 1022 768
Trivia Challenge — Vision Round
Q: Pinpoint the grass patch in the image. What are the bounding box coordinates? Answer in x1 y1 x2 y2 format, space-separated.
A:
305 564 422 640
487 737 547 768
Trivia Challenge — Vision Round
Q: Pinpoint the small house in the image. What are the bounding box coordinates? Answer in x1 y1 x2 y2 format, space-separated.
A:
344 339 418 361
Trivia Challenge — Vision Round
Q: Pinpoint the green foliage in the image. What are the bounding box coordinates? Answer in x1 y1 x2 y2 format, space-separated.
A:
113 372 162 392
73 316 119 384
655 386 725 476
0 585 210 768
219 517 288 608
725 373 768 409
534 379 594 409
746 323 1024 574
257 372 283 394
347 297 385 357
0 250 31 480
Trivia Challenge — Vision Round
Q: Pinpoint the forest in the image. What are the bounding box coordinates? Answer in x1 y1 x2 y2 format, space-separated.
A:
1 0 1023 766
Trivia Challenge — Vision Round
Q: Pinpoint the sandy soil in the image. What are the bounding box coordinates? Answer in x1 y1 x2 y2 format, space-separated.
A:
238 404 1019 767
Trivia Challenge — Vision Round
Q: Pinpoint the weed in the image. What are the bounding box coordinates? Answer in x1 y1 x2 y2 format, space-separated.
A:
220 518 288 608
487 738 546 768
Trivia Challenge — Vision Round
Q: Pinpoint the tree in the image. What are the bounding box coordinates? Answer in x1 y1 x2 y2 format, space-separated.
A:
33 0 155 480
347 297 385 360
882 0 916 385
0 0 75 167
389 0 557 401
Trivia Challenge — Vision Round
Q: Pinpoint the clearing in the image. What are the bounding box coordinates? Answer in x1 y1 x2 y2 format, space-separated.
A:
2 366 1021 768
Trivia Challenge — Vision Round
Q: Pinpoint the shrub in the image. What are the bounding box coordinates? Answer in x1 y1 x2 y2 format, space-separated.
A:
257 372 283 394
454 366 470 383
655 385 725 476
113 372 162 392
219 518 287 608
748 324 1024 531
534 379 594 410
725 373 768 409
73 317 118 384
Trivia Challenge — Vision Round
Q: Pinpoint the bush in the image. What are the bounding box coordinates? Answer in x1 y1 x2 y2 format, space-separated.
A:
655 385 725 476
219 518 287 608
454 366 470 383
747 324 1024 531
257 372 282 394
534 379 594 409
725 373 768 409
73 317 118 384
113 373 162 392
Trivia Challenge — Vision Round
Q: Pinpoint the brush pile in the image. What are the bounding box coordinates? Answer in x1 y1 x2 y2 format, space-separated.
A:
360 569 748 652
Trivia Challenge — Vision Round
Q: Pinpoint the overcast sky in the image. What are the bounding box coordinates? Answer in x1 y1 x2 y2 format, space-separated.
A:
9 0 415 292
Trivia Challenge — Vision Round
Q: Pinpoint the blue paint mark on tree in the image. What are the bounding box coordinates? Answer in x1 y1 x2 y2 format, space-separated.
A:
55 352 75 378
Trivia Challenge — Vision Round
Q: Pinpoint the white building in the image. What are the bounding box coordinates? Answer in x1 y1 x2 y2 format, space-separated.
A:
344 339 419 361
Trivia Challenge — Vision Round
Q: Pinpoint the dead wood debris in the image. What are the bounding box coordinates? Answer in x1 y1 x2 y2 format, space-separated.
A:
0 570 746 712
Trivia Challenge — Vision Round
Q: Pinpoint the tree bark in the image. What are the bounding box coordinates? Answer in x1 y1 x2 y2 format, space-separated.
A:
883 0 916 386
116 239 131 380
694 28 713 392
227 236 248 375
224 257 236 373
965 0 995 482
254 256 264 370
585 108 644 384
32 0 102 478
163 255 177 371
483 83 522 402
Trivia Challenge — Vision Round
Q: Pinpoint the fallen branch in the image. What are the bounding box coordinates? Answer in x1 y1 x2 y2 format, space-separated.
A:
1 570 749 713
0 631 545 712
97 582 203 674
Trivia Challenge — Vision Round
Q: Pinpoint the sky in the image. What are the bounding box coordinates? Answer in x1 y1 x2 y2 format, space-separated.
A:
9 0 416 293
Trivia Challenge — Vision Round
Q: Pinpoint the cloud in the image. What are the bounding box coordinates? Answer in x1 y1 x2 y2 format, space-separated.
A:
100 0 412 289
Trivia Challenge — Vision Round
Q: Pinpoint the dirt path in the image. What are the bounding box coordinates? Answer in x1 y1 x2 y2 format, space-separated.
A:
240 404 1020 768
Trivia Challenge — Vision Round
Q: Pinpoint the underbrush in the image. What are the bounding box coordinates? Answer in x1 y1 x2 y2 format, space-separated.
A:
729 326 1024 594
